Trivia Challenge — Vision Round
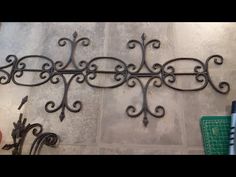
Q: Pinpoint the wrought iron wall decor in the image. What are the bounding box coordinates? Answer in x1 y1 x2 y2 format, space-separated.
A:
2 113 59 155
0 31 230 127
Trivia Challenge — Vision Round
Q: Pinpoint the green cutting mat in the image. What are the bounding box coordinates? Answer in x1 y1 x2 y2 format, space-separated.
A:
200 116 231 155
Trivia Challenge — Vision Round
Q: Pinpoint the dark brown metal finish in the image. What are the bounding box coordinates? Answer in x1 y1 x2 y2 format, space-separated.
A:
2 113 59 155
18 95 28 110
29 132 59 155
0 32 230 126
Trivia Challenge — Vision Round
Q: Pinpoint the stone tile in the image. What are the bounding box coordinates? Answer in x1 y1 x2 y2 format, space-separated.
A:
0 22 45 58
150 23 236 71
173 23 236 67
40 145 98 155
187 148 204 155
99 146 185 155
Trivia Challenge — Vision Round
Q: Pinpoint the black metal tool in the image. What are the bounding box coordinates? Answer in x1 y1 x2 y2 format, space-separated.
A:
2 113 59 155
17 96 28 110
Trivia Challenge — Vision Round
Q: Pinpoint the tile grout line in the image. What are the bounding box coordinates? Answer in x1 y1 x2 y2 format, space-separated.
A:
172 23 188 153
181 107 188 153
95 22 110 154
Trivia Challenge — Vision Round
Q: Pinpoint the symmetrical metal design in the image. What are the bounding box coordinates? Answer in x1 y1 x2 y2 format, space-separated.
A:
0 31 230 126
2 113 59 155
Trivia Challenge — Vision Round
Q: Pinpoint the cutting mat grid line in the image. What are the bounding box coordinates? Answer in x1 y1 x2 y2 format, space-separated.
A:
200 116 231 155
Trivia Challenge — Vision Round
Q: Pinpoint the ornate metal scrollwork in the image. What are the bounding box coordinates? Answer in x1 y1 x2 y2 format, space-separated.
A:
0 31 230 126
2 113 59 155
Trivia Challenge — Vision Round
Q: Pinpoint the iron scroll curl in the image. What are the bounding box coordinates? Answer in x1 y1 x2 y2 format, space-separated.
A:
0 31 230 126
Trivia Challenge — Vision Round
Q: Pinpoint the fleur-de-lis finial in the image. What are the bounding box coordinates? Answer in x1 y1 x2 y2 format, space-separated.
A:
73 31 78 40
59 111 65 122
141 33 146 42
18 96 28 110
143 117 149 127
